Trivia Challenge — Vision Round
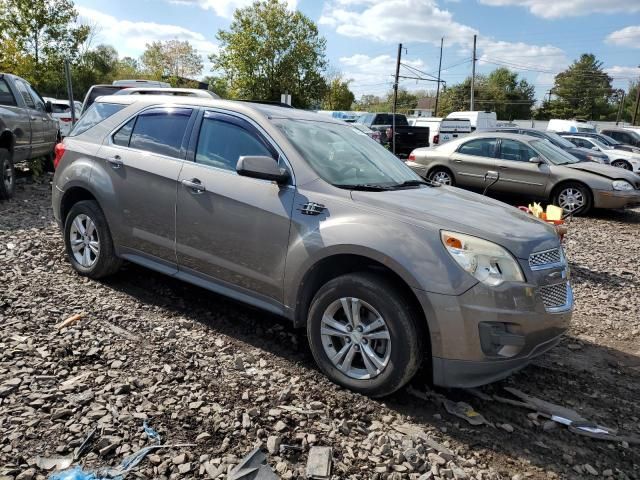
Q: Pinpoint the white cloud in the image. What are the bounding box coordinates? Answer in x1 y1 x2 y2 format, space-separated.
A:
77 6 218 69
169 0 298 18
319 0 477 46
338 54 429 96
606 26 640 49
605 65 640 78
478 0 640 19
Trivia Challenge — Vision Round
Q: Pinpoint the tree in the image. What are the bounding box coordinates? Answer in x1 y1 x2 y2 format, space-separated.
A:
203 75 230 99
543 54 614 121
322 74 355 110
211 0 327 108
437 68 535 119
0 0 89 72
140 40 204 82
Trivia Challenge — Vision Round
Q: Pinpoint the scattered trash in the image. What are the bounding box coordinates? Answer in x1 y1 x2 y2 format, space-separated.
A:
495 387 640 444
143 421 161 444
227 448 278 480
442 399 489 426
306 446 332 479
464 388 493 402
73 429 97 461
49 466 96 480
55 313 86 330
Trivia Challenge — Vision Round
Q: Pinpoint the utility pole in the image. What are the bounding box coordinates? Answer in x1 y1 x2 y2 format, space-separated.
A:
470 34 477 111
616 90 625 125
434 37 444 117
63 60 76 123
634 85 640 126
392 43 402 155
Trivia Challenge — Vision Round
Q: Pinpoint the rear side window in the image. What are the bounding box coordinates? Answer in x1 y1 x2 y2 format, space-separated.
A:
195 112 275 171
14 79 35 109
129 108 192 157
112 118 136 146
458 138 497 157
0 79 17 106
69 103 125 137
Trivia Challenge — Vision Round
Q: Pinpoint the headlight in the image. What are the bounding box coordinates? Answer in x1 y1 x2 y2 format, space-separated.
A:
612 180 633 191
441 231 525 287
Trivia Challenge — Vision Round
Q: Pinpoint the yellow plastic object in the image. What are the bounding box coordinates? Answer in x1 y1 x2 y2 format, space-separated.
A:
528 202 544 219
546 205 563 221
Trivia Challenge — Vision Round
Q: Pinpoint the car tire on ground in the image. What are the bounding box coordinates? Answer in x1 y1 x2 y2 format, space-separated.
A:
307 272 423 397
0 148 15 200
611 159 632 170
64 200 122 279
553 181 592 216
427 167 455 186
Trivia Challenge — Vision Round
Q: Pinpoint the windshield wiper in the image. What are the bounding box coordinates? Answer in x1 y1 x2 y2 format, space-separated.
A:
334 183 395 191
391 179 440 188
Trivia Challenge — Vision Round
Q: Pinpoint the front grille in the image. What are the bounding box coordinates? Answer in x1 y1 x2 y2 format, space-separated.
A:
540 282 569 311
529 248 562 270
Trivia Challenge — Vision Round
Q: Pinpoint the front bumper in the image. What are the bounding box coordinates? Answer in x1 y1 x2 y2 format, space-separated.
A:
413 267 572 388
593 189 640 209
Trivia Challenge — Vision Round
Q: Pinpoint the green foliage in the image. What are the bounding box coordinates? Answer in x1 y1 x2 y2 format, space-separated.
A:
140 40 204 82
210 0 327 108
203 76 230 99
438 68 535 119
0 0 90 91
539 54 614 121
354 88 419 113
322 75 355 110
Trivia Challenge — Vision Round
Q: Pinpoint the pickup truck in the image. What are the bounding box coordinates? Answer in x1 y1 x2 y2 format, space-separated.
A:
356 113 429 156
0 73 59 199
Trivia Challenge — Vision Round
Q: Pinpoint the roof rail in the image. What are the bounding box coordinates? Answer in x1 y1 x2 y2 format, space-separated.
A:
235 99 295 108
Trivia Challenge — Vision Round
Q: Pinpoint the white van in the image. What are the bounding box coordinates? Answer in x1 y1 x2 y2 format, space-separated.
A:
446 111 497 131
547 119 596 133
408 117 472 145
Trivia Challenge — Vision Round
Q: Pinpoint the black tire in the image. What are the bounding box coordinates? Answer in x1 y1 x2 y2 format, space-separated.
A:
307 272 423 397
427 167 455 186
0 148 15 200
611 159 632 170
552 182 592 216
64 200 122 278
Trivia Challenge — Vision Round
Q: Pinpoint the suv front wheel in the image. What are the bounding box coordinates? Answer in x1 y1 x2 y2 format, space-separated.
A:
64 200 122 278
307 273 422 397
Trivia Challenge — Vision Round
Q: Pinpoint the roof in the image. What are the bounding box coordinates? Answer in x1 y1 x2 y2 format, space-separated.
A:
95 94 346 124
465 131 543 142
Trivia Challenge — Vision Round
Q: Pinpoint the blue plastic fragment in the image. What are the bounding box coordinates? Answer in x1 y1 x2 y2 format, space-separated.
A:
49 467 98 480
143 420 161 444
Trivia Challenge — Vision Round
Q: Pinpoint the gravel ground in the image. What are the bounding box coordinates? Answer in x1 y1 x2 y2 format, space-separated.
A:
1 179 639 480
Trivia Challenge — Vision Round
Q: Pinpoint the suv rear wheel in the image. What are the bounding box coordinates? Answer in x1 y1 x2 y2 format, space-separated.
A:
307 273 422 397
64 200 122 278
0 149 15 200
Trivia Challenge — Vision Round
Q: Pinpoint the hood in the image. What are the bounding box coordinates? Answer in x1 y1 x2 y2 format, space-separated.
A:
351 186 558 259
572 146 608 159
565 162 640 182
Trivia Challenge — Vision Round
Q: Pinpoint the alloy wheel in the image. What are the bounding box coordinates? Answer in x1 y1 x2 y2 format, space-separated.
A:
320 297 391 380
612 160 631 170
69 214 100 268
430 170 452 185
2 158 12 191
558 187 585 213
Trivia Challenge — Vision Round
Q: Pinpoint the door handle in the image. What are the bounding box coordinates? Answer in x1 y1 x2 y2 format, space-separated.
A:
498 165 509 169
453 159 463 163
182 178 206 194
106 155 123 169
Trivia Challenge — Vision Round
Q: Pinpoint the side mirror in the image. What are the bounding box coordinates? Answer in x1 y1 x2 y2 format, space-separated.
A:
529 156 542 164
237 155 289 184
45 101 53 113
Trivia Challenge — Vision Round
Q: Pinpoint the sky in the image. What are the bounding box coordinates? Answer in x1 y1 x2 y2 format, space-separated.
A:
74 0 640 102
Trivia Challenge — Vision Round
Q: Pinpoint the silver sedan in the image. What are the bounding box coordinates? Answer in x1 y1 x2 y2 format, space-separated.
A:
407 132 640 214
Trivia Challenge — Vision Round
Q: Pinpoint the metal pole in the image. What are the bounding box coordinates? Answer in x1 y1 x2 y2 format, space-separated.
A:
470 34 477 111
64 60 76 123
434 37 443 117
633 84 640 126
392 43 402 155
616 91 625 125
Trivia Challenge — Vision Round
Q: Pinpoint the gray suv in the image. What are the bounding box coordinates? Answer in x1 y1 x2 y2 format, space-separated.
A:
52 96 572 397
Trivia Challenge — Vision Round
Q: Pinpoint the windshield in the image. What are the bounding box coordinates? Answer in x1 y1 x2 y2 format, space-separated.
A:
275 119 422 188
531 139 580 165
589 138 612 150
598 134 620 146
544 131 575 148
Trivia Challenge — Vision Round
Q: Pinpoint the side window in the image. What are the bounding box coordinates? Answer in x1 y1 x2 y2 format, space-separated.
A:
14 80 35 109
458 138 497 158
498 139 537 162
195 113 276 172
619 133 631 143
112 118 136 147
0 79 17 106
27 85 45 111
129 108 192 157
